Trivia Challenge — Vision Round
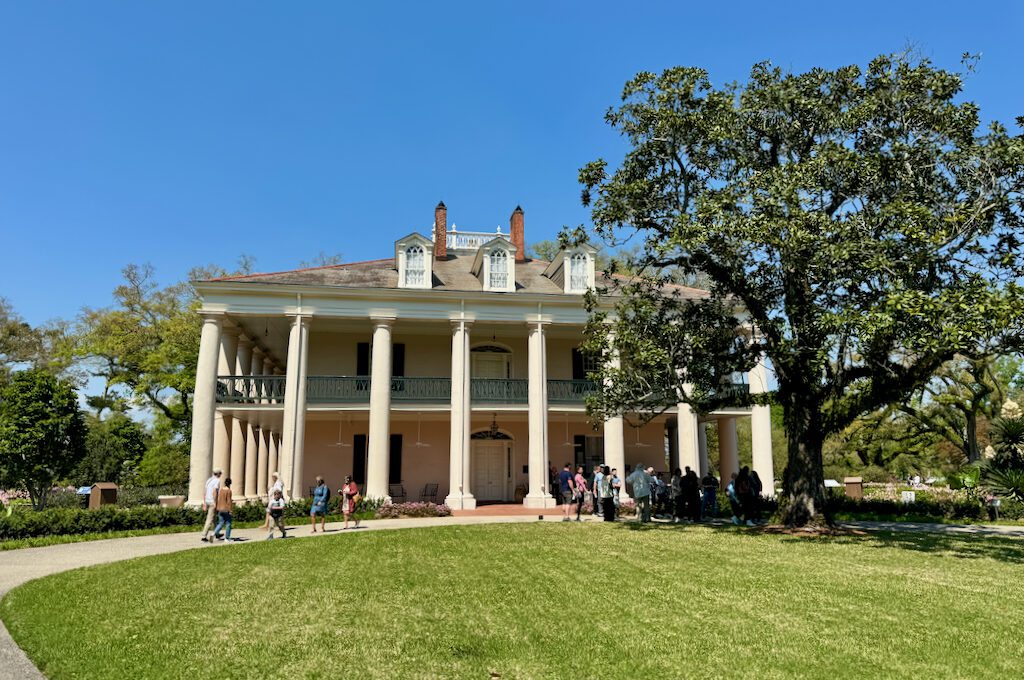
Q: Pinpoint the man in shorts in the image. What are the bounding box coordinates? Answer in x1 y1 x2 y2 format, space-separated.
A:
559 463 574 521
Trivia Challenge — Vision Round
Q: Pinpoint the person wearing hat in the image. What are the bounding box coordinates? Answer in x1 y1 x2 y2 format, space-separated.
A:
201 468 223 542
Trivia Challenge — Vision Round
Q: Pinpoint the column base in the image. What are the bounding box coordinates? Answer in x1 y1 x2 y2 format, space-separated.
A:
523 494 557 509
444 493 476 510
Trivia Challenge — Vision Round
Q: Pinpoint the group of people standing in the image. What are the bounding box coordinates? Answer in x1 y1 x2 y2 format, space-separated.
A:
199 469 364 542
556 461 765 526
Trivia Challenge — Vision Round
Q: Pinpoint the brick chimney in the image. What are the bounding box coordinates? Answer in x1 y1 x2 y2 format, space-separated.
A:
510 205 525 262
434 201 447 260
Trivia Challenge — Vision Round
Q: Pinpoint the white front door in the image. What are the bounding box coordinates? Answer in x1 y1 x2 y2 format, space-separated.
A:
473 441 510 501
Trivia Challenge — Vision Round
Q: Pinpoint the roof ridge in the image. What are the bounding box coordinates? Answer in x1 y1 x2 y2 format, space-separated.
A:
204 258 395 282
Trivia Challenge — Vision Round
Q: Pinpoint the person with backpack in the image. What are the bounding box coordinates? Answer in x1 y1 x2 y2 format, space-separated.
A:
573 465 588 521
213 477 234 541
341 475 361 529
685 467 702 521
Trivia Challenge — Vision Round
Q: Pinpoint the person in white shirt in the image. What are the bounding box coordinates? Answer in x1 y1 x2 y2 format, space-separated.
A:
200 468 222 542
262 472 285 529
266 490 287 540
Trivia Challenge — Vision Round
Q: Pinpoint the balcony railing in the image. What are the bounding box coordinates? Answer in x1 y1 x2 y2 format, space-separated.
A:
216 376 603 405
547 379 600 404
216 375 286 404
471 378 529 403
306 376 452 403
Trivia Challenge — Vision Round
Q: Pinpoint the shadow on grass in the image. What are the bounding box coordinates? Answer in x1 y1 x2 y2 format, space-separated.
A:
610 518 1024 564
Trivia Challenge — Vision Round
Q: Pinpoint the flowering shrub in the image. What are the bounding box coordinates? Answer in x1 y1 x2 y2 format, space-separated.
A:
375 502 452 519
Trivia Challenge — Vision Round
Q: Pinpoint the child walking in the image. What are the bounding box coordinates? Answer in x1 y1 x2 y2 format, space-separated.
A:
266 489 287 539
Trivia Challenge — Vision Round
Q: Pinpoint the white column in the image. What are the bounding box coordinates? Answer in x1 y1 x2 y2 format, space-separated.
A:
525 321 555 508
291 321 310 498
268 432 280 484
445 320 475 509
256 428 270 500
603 417 627 499
279 316 310 500
212 327 238 475
229 336 252 493
366 318 394 500
676 402 700 473
698 421 710 477
749 357 775 496
187 314 223 506
718 416 739 485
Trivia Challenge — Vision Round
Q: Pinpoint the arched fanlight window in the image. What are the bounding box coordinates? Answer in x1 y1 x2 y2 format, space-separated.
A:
489 249 508 289
405 245 425 286
569 252 588 291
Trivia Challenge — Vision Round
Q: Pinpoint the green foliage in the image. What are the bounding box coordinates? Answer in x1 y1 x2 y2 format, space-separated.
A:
73 414 148 486
0 370 87 509
576 53 1024 526
136 416 190 487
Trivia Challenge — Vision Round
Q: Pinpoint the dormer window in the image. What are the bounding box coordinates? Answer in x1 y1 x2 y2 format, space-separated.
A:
541 243 598 294
489 250 509 289
569 252 588 292
395 233 434 289
470 236 517 292
405 245 425 286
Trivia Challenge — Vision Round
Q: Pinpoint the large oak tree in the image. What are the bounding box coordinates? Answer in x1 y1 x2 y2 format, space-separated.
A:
576 54 1024 526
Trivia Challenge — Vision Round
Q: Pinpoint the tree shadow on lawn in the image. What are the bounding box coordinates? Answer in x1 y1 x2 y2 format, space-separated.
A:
613 519 1024 564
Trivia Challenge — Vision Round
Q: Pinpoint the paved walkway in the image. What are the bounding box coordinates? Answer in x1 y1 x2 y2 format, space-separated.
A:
1 513 1021 679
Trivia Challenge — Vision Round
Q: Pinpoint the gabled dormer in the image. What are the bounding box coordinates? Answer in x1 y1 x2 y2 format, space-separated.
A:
470 236 517 292
542 243 598 294
395 232 434 289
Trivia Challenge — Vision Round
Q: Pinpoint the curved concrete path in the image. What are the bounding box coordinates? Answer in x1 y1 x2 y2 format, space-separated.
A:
2 514 1022 679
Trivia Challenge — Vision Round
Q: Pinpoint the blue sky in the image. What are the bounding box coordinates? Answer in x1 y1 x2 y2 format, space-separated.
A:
2 1 1022 326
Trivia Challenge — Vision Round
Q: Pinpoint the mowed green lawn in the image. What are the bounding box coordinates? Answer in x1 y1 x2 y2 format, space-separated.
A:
3 523 1023 679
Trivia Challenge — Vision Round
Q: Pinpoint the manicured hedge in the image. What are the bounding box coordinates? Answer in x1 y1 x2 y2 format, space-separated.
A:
0 497 378 541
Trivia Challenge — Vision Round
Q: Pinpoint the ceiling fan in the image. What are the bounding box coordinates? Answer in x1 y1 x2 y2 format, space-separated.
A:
560 413 573 447
632 424 651 449
326 412 352 448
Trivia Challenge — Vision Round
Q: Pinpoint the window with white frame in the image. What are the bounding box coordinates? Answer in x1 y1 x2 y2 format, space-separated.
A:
489 249 508 289
405 245 425 286
569 252 588 291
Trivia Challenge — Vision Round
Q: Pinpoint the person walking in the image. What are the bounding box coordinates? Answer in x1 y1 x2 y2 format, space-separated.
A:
750 470 764 522
310 476 330 532
736 467 755 526
591 465 604 517
701 471 719 519
627 463 651 523
341 475 361 529
200 468 222 542
262 471 284 530
266 489 287 539
726 472 742 525
213 477 234 541
599 465 616 521
685 467 702 521
611 468 622 517
559 463 575 521
573 465 588 521
670 468 684 523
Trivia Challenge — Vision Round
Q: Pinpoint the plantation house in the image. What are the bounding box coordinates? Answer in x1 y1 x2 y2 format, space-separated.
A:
185 203 775 508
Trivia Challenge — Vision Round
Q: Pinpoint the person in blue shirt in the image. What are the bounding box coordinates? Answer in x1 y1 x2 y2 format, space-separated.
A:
559 463 575 521
310 476 331 533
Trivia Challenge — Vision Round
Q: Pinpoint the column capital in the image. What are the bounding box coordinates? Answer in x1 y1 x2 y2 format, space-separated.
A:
370 317 395 329
450 318 474 331
237 334 253 348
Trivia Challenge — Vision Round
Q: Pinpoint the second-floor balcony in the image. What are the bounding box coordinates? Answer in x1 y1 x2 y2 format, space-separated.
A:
216 375 603 405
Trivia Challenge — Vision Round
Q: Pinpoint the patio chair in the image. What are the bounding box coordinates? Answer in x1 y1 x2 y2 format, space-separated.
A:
389 484 407 502
419 483 439 503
